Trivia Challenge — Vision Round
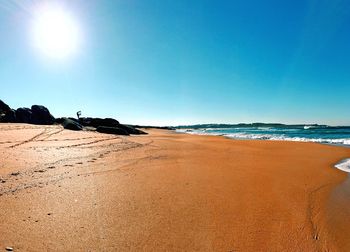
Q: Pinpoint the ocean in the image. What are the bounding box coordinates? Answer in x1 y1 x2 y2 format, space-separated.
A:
176 123 350 172
175 123 350 146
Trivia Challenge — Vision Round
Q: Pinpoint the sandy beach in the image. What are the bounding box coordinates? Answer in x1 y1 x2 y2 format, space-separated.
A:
1 123 350 251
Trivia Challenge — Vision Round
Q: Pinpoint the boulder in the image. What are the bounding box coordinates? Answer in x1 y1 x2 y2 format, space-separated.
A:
15 108 32 123
62 118 83 131
67 117 80 124
79 117 119 128
31 105 55 125
131 125 173 130
118 124 147 135
56 117 79 124
55 117 65 124
3 109 16 122
0 99 11 114
96 126 129 135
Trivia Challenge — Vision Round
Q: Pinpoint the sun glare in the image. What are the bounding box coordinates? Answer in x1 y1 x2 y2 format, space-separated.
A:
31 4 81 59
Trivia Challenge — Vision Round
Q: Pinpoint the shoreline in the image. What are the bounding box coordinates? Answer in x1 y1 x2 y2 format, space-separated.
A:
175 127 350 147
334 158 350 172
1 124 350 251
175 130 350 171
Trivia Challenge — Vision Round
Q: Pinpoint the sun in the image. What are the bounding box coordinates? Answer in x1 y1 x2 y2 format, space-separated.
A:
31 3 81 59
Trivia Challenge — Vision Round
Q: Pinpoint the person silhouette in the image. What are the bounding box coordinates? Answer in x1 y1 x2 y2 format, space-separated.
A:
77 111 81 119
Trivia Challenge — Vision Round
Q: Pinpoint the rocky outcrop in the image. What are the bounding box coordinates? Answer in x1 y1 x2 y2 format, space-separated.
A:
0 99 149 135
131 125 174 130
56 116 146 135
0 100 11 114
78 117 146 135
15 108 32 124
79 117 119 128
118 124 147 135
96 126 129 135
31 105 55 125
61 118 83 131
3 109 16 122
5 105 55 125
0 100 55 125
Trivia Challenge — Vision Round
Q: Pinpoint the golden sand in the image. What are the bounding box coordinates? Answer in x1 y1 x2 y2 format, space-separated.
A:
0 124 350 251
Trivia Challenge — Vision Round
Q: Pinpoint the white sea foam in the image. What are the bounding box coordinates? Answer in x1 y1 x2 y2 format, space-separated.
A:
335 159 350 173
225 133 274 140
175 129 350 145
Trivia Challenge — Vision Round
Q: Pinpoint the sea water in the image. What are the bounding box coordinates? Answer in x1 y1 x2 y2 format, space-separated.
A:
176 123 350 146
176 123 350 172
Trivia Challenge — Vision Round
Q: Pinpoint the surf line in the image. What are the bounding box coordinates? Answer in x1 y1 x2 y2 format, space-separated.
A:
335 158 350 173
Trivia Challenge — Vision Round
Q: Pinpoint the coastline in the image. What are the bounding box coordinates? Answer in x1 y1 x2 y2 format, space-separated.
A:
176 130 350 172
1 124 350 251
175 125 350 146
334 158 350 172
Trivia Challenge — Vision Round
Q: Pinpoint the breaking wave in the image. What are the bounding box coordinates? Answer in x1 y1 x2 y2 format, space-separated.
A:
176 124 350 146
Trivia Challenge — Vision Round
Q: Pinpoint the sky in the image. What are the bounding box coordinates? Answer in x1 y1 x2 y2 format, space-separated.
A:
0 0 350 126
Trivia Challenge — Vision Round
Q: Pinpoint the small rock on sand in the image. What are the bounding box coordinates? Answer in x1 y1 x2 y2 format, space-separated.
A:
6 247 13 251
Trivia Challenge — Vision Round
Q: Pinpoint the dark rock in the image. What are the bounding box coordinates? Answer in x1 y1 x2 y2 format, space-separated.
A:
67 117 80 124
98 118 119 127
16 108 32 123
96 126 129 135
55 117 65 124
62 118 83 131
0 99 11 114
131 125 174 130
77 117 145 135
3 109 16 122
79 117 119 128
77 117 90 126
55 117 78 124
118 124 147 135
31 105 55 125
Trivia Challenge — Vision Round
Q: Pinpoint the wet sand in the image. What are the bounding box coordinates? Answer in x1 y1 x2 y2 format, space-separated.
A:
1 123 350 251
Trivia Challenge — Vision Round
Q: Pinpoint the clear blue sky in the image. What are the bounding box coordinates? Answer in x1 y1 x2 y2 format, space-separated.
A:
1 0 349 125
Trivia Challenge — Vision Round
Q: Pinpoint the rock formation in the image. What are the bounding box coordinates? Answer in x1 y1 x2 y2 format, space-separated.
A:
0 99 148 135
31 105 55 125
96 126 129 135
0 99 11 114
61 118 83 131
15 108 32 124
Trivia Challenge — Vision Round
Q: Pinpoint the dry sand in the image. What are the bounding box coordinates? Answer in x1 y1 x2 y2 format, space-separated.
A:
1 123 350 251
